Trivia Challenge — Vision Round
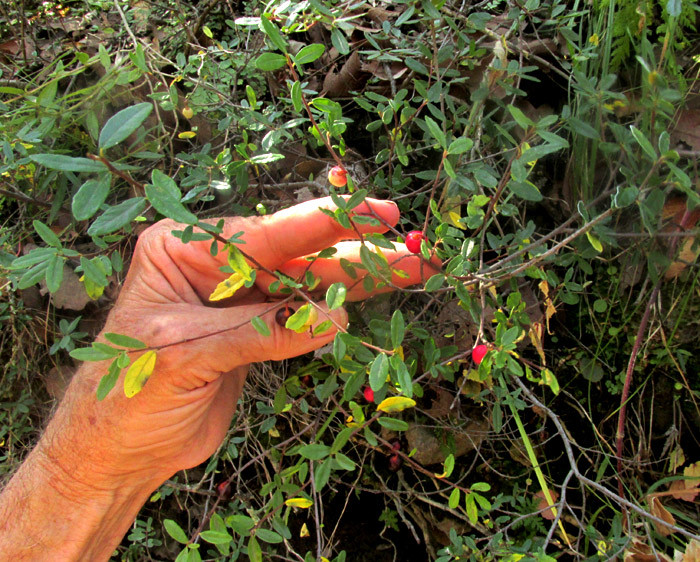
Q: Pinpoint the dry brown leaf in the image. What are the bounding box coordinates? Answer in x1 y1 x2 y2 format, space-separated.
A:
672 109 700 150
323 51 367 98
662 197 700 280
670 461 700 502
678 539 700 562
648 495 677 537
624 538 673 562
529 321 546 364
534 489 559 520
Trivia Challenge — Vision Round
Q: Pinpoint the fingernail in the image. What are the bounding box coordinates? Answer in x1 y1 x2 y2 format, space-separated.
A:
355 199 399 225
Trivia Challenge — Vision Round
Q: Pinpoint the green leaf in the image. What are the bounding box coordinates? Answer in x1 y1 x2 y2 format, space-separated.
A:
471 481 491 492
290 81 303 112
33 220 62 248
369 353 389 391
508 180 543 202
331 27 350 55
424 273 445 292
390 309 405 348
501 326 521 348
227 515 255 535
447 137 474 155
442 453 455 478
199 530 233 545
124 350 157 398
88 197 146 236
630 125 657 161
449 487 460 509
298 443 331 460
104 332 147 349
330 427 354 454
325 282 347 310
333 453 356 471
45 253 64 293
507 104 534 129
80 256 109 287
295 44 325 65
18 262 50 289
465 493 478 524
96 360 122 401
10 247 56 269
260 15 287 53
314 457 332 490
164 519 189 544
247 536 262 562
249 153 285 164
255 529 283 544
146 170 198 224
377 417 409 431
99 103 153 149
251 316 271 337
29 154 107 172
72 176 111 221
424 116 447 150
70 344 119 362
255 52 287 71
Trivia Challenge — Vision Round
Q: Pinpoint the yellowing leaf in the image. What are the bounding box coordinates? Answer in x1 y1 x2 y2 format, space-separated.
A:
586 231 603 253
80 274 105 300
528 322 546 364
209 272 246 301
285 497 313 509
448 211 466 229
285 303 318 333
376 396 416 413
177 131 196 139
540 368 560 395
124 350 157 397
300 523 310 538
227 245 253 282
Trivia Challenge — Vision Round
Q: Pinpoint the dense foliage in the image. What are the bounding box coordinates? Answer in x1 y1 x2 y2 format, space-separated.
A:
1 0 700 560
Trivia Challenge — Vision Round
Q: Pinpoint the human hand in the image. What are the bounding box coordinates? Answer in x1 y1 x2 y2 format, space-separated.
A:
52 196 438 491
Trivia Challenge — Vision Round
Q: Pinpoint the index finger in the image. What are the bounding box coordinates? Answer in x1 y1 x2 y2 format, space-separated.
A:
163 197 400 300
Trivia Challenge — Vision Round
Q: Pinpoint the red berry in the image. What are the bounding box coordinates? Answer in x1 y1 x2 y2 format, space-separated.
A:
472 344 489 365
363 386 375 402
216 480 232 500
405 230 425 254
388 453 402 471
328 166 348 187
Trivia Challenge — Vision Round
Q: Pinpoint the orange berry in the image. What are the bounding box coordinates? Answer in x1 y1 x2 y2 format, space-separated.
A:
328 165 348 187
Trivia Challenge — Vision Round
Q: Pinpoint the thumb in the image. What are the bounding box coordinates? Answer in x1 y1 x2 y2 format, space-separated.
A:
181 302 348 374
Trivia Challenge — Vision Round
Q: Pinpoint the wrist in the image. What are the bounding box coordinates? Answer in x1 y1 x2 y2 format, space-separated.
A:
0 444 157 561
40 361 171 491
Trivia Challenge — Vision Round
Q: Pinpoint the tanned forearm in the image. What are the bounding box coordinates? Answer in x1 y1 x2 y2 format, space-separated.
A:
0 364 166 561
0 450 155 560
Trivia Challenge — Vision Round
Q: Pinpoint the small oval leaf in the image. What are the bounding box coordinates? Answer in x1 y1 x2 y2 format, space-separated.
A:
124 350 157 398
376 396 416 413
99 103 153 149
